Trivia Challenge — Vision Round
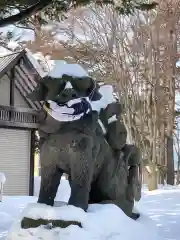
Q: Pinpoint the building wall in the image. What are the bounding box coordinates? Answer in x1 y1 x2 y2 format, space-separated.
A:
0 73 32 196
0 74 10 105
0 73 29 108
0 128 31 195
14 85 29 108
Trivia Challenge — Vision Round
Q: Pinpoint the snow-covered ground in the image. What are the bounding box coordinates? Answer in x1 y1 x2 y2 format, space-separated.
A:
137 185 180 240
0 178 180 240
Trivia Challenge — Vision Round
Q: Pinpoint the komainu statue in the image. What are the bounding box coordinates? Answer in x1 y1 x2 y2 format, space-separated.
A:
24 64 142 228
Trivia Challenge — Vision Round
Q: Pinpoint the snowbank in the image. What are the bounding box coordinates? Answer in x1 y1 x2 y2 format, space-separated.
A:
5 178 161 240
7 202 160 240
0 196 36 240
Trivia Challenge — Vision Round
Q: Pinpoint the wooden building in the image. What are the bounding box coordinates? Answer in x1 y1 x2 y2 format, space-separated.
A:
0 50 42 196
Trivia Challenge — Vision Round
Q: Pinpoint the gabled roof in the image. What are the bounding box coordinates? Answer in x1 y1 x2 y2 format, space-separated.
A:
0 50 43 110
0 51 24 78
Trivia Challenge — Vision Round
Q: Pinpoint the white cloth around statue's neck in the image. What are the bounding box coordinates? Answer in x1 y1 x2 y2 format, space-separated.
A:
44 84 118 125
45 98 90 122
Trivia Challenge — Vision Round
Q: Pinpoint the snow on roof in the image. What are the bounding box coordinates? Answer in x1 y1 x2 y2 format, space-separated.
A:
7 41 19 51
0 48 50 81
48 62 89 78
0 46 13 57
25 49 49 78
0 46 48 78
0 46 88 81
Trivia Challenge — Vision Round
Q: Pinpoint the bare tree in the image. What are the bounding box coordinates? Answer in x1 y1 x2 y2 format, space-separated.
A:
174 120 180 184
0 0 157 27
53 1 179 189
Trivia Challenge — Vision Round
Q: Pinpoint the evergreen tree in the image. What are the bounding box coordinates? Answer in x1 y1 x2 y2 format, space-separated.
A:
0 0 158 27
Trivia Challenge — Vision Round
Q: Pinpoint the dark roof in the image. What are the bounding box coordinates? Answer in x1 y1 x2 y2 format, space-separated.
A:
0 52 20 73
0 50 42 110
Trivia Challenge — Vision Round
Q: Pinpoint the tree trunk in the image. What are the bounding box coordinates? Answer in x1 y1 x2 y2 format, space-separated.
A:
166 136 174 185
176 155 180 185
148 173 158 191
160 171 166 185
147 165 158 191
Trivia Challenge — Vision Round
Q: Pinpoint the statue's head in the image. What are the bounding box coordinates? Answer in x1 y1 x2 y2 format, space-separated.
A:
27 74 102 104
26 68 103 131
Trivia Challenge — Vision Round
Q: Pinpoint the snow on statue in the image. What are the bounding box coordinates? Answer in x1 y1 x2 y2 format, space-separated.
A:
12 62 142 233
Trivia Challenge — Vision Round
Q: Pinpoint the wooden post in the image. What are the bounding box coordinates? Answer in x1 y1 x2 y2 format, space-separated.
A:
10 67 15 106
0 172 6 202
9 67 15 121
0 182 3 202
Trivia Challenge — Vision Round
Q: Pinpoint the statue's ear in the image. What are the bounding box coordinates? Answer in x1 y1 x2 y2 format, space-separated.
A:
90 89 102 101
99 102 122 126
26 81 48 101
105 102 122 117
43 76 54 88
90 83 102 101
43 76 62 88
43 77 63 99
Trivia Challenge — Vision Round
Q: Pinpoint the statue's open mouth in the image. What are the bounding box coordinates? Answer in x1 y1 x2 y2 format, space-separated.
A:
64 98 91 115
44 97 91 122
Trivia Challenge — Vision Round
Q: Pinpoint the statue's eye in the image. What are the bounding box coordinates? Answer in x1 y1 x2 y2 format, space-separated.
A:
72 93 77 98
58 81 66 92
61 93 66 98
72 77 93 91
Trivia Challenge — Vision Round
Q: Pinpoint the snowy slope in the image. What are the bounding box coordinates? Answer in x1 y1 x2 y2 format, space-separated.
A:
137 186 180 240
7 202 161 240
5 178 159 240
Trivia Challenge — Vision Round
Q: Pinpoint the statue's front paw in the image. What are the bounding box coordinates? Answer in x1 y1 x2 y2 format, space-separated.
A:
68 185 89 211
68 197 88 212
130 212 140 220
